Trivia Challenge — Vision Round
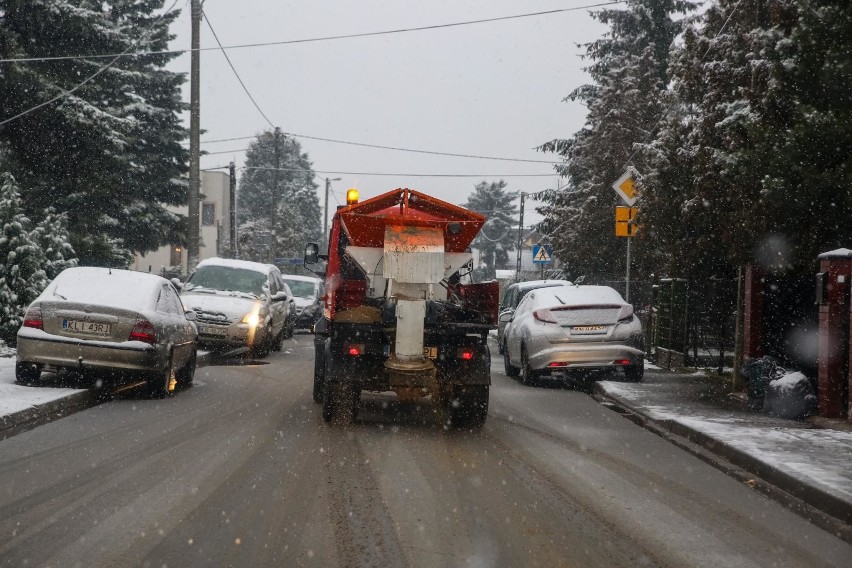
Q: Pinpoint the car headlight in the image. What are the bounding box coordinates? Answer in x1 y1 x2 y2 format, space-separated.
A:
241 312 260 326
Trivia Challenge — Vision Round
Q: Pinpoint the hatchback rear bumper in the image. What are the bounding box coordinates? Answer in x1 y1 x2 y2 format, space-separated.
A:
16 327 166 373
528 343 644 371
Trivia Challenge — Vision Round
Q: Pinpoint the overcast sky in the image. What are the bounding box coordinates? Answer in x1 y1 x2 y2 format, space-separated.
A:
167 1 611 226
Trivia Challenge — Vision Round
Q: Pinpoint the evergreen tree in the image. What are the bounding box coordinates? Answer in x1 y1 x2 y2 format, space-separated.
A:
0 174 48 344
639 0 850 277
464 180 518 277
238 131 321 261
538 0 694 280
0 0 188 265
32 207 77 280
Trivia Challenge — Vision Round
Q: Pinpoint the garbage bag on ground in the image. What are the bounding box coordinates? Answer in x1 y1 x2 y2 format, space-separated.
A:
740 356 784 411
765 371 818 421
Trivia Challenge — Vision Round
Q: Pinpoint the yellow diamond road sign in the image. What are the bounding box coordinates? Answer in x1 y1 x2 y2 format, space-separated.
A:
612 167 639 206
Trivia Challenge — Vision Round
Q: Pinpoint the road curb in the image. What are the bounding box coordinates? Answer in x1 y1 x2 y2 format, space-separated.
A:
1 350 215 441
0 390 97 440
593 382 852 541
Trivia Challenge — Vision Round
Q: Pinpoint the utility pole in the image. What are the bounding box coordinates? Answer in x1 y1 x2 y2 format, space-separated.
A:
187 0 201 273
323 177 341 252
229 161 236 259
269 127 282 263
516 192 525 281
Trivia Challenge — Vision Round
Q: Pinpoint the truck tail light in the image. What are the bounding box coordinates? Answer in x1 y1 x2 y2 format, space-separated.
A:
22 306 44 330
345 343 365 356
533 309 557 323
456 347 475 360
129 320 157 344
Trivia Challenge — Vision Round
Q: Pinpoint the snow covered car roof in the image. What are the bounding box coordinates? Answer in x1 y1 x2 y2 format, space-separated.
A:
533 285 626 308
196 257 279 275
39 267 165 312
513 279 572 291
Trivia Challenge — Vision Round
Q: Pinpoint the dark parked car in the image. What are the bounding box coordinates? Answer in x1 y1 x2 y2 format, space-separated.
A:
281 274 324 330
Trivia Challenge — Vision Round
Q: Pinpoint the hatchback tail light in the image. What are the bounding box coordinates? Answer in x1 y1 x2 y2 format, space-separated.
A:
22 306 44 330
533 309 557 323
129 320 157 344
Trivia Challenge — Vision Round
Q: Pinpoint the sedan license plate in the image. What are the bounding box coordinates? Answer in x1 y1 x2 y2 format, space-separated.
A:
572 325 607 333
62 319 111 336
199 325 227 337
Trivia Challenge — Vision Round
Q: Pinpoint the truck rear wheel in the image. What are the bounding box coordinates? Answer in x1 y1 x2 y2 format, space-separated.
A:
438 384 489 429
322 381 359 425
313 353 325 404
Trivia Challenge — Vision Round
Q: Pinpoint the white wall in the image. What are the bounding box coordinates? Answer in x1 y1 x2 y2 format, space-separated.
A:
133 171 231 278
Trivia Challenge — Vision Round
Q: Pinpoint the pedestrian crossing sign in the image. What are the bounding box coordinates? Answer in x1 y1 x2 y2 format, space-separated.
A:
532 244 553 264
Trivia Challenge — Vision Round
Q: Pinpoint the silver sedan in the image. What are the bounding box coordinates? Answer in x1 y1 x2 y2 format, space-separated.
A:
16 267 198 397
502 285 644 384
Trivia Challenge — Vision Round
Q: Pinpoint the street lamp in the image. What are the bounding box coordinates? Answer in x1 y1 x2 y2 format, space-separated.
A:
323 177 341 252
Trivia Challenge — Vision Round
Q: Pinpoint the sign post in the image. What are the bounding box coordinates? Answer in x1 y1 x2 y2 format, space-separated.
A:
532 243 553 279
612 169 639 301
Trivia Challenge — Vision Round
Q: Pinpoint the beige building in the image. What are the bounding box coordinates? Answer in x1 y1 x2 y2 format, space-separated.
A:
133 171 232 278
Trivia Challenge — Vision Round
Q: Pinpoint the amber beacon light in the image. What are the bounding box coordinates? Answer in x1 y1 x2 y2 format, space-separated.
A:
346 188 359 205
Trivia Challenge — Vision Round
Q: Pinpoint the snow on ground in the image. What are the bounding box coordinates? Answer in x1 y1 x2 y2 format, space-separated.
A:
599 380 852 506
0 354 85 417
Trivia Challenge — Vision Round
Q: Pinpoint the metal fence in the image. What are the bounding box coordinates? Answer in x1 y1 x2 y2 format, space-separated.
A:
647 278 737 370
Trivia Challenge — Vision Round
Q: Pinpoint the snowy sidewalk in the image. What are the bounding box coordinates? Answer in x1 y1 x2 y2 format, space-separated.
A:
595 368 852 530
0 356 91 437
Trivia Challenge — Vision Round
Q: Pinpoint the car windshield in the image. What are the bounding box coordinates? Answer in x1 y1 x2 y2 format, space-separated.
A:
185 265 266 297
283 279 316 298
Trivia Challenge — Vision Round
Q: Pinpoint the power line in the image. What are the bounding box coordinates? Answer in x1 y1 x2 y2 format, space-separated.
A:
202 10 276 129
0 2 626 64
280 131 562 164
201 135 562 164
244 166 555 178
0 0 182 127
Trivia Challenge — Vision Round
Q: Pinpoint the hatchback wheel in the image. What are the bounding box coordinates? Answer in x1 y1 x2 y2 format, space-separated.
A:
624 364 644 383
503 347 519 377
520 347 539 386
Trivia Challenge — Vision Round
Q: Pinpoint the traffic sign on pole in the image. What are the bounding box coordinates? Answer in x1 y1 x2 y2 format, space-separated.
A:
612 167 639 206
615 206 638 237
532 244 553 264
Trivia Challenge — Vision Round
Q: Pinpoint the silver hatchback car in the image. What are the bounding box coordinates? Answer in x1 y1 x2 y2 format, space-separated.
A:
16 267 198 397
502 285 644 384
180 258 294 357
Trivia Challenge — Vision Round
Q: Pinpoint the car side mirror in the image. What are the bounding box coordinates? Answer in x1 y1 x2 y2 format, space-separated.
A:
498 311 514 323
170 277 183 291
184 310 198 322
272 291 288 302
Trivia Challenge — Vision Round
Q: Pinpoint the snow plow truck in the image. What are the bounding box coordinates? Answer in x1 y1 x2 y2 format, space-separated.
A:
305 187 498 427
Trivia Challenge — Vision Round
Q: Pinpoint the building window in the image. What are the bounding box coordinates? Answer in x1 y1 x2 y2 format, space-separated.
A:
170 245 182 267
202 203 215 226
